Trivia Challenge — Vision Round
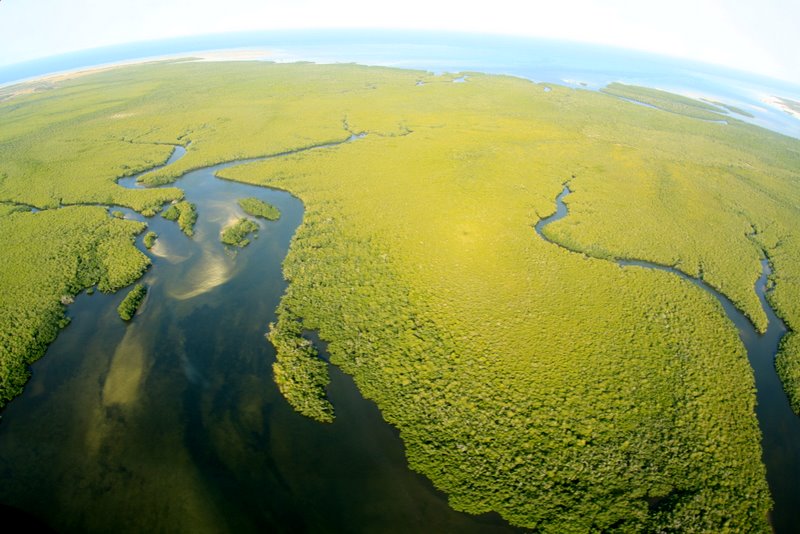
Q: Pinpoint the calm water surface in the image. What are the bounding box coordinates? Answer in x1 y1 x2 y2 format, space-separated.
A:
0 150 518 532
2 31 798 137
0 32 798 530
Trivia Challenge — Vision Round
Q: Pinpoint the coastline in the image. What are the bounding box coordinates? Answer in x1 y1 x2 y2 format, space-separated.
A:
763 95 800 120
0 32 797 137
0 48 274 100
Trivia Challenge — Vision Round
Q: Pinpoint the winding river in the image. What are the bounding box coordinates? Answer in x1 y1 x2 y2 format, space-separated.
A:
2 142 797 531
0 143 519 533
537 184 799 533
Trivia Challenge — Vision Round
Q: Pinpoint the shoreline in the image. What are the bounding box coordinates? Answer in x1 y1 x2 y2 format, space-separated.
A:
763 95 800 120
0 48 274 98
1 39 797 138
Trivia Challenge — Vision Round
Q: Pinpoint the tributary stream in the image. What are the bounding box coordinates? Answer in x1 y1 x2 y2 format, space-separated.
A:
0 143 518 533
537 185 799 533
1 144 796 532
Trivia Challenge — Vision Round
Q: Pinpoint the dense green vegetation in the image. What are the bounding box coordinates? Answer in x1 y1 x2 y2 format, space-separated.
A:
0 206 149 404
0 203 29 216
143 230 158 249
268 301 334 423
224 111 775 530
0 78 184 212
238 196 281 220
2 60 798 530
117 283 147 321
161 200 197 236
777 334 800 413
702 99 755 118
220 217 259 247
601 82 733 121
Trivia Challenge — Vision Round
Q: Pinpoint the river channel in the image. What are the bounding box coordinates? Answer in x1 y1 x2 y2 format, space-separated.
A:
0 144 518 533
2 143 796 531
536 185 799 533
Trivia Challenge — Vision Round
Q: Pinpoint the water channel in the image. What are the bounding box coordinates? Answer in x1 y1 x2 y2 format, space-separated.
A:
0 143 518 533
536 184 798 533
2 144 796 531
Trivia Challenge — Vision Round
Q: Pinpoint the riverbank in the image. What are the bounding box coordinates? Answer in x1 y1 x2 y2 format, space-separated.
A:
2 59 795 530
0 49 274 101
0 130 519 532
536 184 798 532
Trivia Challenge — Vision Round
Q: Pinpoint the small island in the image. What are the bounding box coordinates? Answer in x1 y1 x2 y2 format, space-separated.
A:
117 284 147 321
221 217 259 247
238 197 281 220
143 231 158 249
2 58 799 533
161 201 197 236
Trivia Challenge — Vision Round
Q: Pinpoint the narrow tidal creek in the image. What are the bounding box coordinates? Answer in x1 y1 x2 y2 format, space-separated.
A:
537 184 799 533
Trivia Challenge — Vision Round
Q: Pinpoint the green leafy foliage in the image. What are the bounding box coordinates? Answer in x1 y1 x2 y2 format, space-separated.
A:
0 77 184 212
703 99 756 118
776 333 800 413
0 207 148 405
143 230 158 249
238 197 281 220
225 124 774 530
220 217 258 247
117 283 147 321
0 203 29 216
601 82 731 121
1 61 796 530
268 301 334 423
161 200 196 236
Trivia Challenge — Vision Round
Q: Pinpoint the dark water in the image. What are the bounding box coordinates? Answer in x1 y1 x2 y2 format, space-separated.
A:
537 185 797 532
0 146 519 532
0 46 796 525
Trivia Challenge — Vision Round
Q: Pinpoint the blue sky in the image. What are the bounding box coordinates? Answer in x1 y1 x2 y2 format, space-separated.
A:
1 0 799 85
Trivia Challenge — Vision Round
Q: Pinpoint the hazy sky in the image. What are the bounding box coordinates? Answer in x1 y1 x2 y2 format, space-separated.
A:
1 0 799 84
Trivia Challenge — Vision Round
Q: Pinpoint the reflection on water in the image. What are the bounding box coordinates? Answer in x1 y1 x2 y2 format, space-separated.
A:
205 198 244 226
148 238 189 262
103 324 149 407
167 246 233 301
0 154 519 533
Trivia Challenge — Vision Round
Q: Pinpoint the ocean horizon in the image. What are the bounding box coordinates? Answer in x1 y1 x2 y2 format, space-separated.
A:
2 29 799 137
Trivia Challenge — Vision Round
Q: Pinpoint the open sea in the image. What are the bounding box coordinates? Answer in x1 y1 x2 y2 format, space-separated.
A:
1 29 799 138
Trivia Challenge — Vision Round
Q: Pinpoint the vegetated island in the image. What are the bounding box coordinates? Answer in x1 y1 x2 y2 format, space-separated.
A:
238 197 281 220
161 200 197 236
770 96 800 120
268 301 334 423
117 284 147 321
702 98 756 118
220 217 259 247
143 231 158 249
1 60 799 531
601 82 732 121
